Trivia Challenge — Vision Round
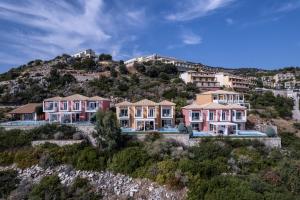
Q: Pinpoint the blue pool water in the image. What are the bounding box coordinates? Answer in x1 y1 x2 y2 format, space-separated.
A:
121 127 179 133
192 131 212 137
157 127 179 133
0 120 48 126
237 130 267 137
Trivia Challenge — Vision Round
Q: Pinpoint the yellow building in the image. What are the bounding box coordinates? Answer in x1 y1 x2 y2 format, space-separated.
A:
115 99 176 131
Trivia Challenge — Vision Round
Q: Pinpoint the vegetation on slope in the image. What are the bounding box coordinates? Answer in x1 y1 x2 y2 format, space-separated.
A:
1 112 300 199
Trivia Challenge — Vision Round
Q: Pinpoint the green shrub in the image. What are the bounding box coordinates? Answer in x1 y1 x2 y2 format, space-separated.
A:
266 127 276 137
0 170 19 199
0 129 33 151
0 151 14 166
14 148 40 169
188 176 263 200
29 175 65 199
293 123 300 130
109 147 149 175
75 147 106 171
67 177 102 199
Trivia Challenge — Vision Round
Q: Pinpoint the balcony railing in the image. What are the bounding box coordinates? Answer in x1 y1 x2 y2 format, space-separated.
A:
233 116 246 122
86 107 99 112
119 113 129 118
190 116 203 122
161 113 172 118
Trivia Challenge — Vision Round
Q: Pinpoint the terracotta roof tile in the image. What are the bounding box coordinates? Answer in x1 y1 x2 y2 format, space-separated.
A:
9 103 41 114
63 94 89 101
159 100 176 106
115 100 132 106
133 99 158 106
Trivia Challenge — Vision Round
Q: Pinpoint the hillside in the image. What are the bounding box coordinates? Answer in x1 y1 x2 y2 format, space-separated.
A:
0 54 199 106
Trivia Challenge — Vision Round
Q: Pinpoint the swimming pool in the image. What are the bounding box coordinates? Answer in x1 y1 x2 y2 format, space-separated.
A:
157 127 179 133
121 127 179 133
192 131 212 137
0 120 48 127
237 130 267 137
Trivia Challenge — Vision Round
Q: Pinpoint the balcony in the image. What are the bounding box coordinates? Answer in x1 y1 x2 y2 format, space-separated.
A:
85 101 98 112
233 116 246 122
119 112 129 118
161 112 172 118
190 115 203 122
43 102 58 112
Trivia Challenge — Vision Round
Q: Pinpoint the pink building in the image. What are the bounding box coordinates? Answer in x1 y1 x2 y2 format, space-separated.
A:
43 94 110 123
182 102 247 135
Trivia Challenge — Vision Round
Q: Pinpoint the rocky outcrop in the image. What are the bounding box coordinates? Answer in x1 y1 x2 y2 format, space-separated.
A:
0 165 186 200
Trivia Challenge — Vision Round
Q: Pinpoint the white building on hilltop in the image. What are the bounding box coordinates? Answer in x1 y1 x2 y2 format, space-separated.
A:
72 49 96 58
124 54 203 72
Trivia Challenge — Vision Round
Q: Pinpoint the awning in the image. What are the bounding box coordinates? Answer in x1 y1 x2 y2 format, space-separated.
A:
210 122 237 126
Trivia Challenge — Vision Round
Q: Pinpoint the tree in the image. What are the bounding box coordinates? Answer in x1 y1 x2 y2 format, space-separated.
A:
110 67 118 77
119 64 128 74
99 54 112 61
94 111 121 151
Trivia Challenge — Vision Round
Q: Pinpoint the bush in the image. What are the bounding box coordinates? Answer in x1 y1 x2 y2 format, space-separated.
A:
0 170 19 199
14 148 40 169
109 147 149 175
0 129 33 151
178 123 187 134
29 175 65 199
293 122 300 130
188 176 263 200
0 151 14 166
265 127 276 137
75 147 106 171
67 177 102 199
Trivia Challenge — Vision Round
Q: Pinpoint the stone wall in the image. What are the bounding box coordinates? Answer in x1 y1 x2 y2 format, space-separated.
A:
189 137 282 148
132 133 281 149
31 140 84 147
132 133 190 146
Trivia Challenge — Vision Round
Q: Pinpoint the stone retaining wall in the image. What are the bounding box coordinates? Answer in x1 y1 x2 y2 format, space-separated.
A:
189 137 281 148
133 133 281 148
31 140 84 147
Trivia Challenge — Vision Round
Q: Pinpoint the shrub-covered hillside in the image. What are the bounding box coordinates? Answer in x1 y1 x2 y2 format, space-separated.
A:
0 54 198 105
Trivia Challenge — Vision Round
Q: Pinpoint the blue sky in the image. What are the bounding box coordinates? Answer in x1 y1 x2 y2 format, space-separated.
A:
0 0 300 73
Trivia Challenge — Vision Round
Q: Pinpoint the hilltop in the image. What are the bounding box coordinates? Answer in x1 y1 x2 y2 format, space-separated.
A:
0 54 197 105
1 52 299 106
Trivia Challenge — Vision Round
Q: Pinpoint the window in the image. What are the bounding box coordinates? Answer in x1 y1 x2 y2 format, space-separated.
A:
120 120 129 128
209 124 214 131
120 108 128 117
162 107 171 117
88 102 97 110
136 120 144 131
221 112 226 121
191 123 199 130
61 101 68 110
135 107 142 117
74 101 80 111
148 107 155 118
209 112 214 121
191 112 200 121
162 119 172 127
45 102 54 111
236 111 242 120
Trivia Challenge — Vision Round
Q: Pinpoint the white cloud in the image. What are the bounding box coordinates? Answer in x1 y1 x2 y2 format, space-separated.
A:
0 0 146 64
182 32 202 45
166 0 235 21
275 1 300 12
226 18 234 25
